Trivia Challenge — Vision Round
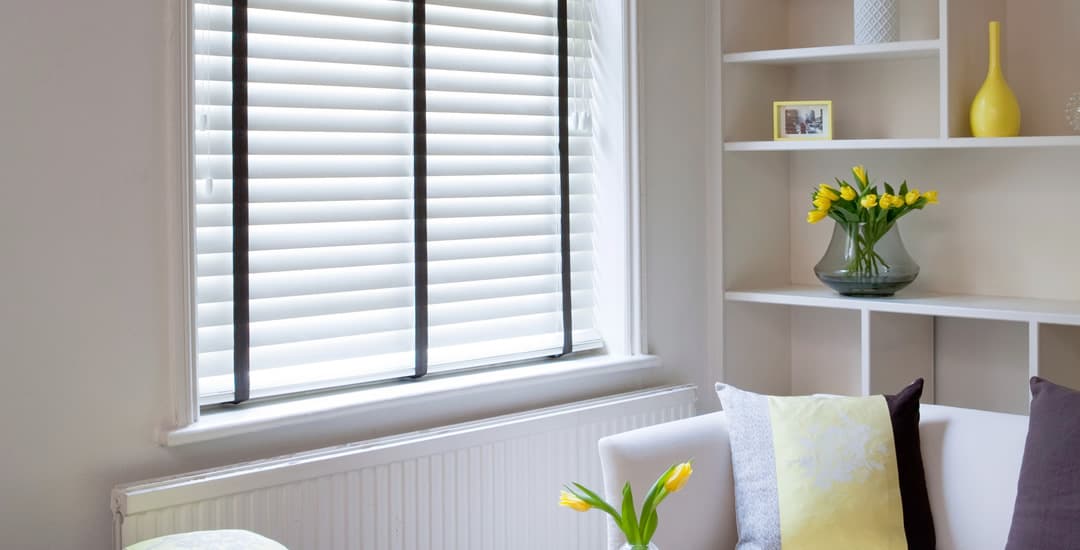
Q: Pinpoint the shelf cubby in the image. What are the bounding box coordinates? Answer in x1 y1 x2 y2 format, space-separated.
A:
722 0 940 54
1033 324 1080 391
933 318 1030 414
946 0 1080 139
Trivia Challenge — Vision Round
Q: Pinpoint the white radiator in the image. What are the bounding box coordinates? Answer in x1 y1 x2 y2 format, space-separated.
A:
112 385 697 550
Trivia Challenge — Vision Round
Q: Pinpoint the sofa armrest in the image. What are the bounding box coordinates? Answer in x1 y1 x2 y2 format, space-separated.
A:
598 412 738 550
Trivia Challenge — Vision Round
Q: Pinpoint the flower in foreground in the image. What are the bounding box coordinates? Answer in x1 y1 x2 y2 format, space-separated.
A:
924 190 939 204
813 195 832 211
840 185 857 201
860 194 878 208
880 194 895 211
905 189 921 205
807 210 828 224
559 490 591 512
664 462 693 493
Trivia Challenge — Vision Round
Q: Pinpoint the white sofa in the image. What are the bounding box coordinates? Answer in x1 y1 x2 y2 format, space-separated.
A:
598 404 1030 550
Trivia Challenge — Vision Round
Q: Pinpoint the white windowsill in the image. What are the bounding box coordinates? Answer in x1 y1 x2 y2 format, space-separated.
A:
162 354 661 447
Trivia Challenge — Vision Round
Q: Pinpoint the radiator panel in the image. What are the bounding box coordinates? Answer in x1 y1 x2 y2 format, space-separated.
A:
114 385 696 550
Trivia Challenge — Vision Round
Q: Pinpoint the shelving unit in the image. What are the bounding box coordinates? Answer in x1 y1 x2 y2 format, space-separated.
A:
717 0 1080 414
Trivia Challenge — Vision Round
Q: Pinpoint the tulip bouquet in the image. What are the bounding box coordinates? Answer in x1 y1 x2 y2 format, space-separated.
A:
807 165 938 278
559 461 692 550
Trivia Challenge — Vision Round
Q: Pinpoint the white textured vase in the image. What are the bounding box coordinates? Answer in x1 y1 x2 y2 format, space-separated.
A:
854 0 900 44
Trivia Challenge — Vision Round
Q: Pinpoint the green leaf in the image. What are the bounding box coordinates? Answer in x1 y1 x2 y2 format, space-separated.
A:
567 483 622 527
884 183 895 196
643 510 659 543
637 463 677 532
621 483 640 544
899 181 909 196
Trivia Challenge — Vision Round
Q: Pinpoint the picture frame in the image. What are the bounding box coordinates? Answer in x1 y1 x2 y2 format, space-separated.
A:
773 100 833 141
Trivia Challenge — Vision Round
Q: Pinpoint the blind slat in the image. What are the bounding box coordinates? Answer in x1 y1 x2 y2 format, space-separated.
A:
196 271 592 328
199 131 590 155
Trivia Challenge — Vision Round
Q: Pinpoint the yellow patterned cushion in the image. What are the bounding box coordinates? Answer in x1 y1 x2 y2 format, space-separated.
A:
769 395 905 549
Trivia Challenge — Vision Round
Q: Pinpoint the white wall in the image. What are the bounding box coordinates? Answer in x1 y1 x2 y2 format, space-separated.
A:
0 1 709 548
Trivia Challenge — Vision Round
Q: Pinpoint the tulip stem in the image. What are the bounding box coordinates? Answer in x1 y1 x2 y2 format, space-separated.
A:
846 223 891 279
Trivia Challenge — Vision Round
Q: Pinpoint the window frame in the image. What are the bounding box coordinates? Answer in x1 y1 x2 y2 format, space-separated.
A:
165 0 647 436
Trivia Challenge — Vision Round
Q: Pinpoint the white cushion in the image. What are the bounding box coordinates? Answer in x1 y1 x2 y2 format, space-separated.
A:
919 404 1027 550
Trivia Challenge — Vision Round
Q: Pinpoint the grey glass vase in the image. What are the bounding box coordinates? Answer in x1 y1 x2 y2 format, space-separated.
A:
814 222 919 297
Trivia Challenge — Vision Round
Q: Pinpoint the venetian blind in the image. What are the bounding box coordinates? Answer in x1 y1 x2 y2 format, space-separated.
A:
192 0 600 404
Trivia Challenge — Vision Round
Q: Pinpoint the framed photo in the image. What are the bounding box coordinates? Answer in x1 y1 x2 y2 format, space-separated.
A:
773 100 833 141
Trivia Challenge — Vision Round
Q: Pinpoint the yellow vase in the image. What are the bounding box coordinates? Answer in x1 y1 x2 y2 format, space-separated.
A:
970 21 1021 137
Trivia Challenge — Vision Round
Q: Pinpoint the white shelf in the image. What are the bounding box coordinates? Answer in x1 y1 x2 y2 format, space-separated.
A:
726 285 1080 326
723 40 942 65
941 136 1080 149
724 136 1080 152
725 139 944 152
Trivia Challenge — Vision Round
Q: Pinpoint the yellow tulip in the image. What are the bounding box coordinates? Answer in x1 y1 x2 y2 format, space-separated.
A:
817 185 840 202
880 194 894 211
924 190 939 204
812 195 832 211
852 165 868 186
905 189 921 206
860 194 878 209
664 462 693 493
806 210 828 224
892 195 906 208
840 185 857 201
559 490 591 512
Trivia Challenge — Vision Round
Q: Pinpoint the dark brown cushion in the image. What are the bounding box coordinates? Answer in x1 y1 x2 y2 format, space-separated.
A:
886 379 936 550
1005 377 1080 550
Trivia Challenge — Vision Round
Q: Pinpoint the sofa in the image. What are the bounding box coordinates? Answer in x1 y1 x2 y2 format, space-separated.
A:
598 404 1029 550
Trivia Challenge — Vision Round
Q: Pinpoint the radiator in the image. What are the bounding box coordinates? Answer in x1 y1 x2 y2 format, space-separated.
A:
112 385 697 550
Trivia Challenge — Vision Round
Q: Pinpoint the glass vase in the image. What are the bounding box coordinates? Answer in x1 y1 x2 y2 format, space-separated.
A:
619 544 659 550
814 222 919 297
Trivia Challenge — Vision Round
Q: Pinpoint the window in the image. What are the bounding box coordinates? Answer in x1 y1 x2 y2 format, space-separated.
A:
191 0 631 406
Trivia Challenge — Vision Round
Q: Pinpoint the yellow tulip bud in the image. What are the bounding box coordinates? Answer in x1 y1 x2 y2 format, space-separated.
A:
806 210 828 224
852 165 868 186
905 189 921 206
880 194 894 211
860 194 878 209
893 195 906 208
924 190 939 204
817 185 840 202
664 462 693 493
559 491 592 512
840 185 857 201
812 195 832 211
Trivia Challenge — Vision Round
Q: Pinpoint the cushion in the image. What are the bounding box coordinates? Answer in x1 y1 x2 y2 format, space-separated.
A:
716 379 935 550
1005 377 1080 550
125 530 287 550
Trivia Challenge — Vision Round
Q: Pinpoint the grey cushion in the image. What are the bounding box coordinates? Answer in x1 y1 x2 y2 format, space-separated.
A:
1005 377 1080 550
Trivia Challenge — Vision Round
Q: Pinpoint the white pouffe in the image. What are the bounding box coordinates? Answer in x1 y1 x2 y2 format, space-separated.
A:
125 530 288 550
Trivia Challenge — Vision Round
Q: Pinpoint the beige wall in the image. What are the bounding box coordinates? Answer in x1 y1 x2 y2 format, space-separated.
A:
0 1 709 548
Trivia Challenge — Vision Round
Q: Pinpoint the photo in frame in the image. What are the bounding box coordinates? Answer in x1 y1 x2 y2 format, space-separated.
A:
773 100 833 141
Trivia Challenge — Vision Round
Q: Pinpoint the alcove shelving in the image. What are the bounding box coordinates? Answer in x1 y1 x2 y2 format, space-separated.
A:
717 0 1080 414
